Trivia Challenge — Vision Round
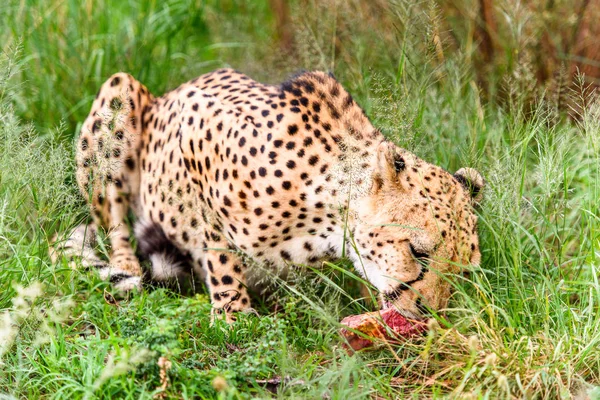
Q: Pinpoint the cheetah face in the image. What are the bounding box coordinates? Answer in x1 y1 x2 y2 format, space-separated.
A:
351 142 484 319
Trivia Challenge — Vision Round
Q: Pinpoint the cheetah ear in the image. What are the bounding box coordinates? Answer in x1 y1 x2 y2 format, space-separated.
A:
372 141 405 193
454 168 485 204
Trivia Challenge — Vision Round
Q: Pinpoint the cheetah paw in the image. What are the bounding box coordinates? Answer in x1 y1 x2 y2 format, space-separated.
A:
112 275 143 292
99 268 143 292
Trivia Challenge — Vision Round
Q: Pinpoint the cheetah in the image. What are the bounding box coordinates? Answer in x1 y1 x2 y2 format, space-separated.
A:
53 69 484 322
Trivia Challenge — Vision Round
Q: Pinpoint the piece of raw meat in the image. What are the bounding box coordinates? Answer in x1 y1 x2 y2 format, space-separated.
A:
340 307 427 350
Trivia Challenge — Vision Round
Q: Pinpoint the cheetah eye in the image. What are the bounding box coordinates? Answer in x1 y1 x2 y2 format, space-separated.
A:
393 155 405 173
409 244 429 264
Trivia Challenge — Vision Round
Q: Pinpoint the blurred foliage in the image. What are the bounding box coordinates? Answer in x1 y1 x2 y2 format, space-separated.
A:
3 0 600 135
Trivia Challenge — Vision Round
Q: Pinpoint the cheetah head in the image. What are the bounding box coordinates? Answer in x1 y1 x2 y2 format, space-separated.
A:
351 141 484 319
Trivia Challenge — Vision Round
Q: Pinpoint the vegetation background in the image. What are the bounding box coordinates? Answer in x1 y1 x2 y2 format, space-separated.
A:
0 0 599 398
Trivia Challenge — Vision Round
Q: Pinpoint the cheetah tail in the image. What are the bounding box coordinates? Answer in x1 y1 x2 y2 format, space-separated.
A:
133 219 192 281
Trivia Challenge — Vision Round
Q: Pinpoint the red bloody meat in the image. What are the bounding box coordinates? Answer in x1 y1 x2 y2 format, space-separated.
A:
340 307 427 350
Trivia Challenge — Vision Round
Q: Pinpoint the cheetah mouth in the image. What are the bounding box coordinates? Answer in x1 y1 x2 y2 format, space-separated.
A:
382 300 424 321
382 283 410 303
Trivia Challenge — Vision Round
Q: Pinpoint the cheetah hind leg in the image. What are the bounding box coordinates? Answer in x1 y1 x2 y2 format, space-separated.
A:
75 72 153 292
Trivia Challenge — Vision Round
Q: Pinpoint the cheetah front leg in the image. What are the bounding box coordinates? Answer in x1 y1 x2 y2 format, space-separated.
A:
76 73 153 291
200 229 252 323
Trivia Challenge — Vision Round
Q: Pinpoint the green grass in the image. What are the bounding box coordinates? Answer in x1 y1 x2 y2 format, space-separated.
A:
1 0 600 398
